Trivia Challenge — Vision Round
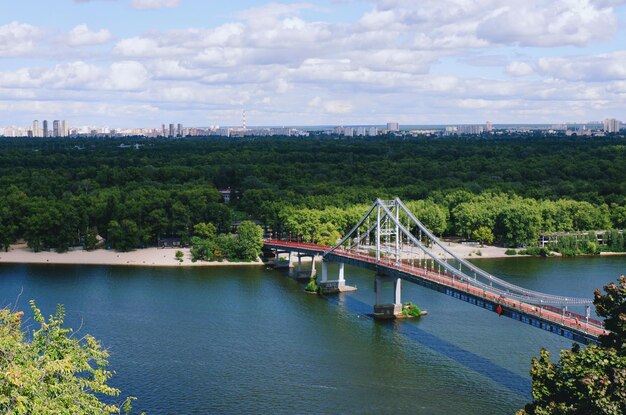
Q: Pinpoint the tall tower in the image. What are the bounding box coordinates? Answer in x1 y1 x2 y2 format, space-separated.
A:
169 123 174 138
242 110 247 131
33 120 40 137
53 120 60 137
61 120 66 137
42 120 48 138
177 123 183 137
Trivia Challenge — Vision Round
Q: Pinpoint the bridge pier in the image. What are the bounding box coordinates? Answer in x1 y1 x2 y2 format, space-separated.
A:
373 273 403 319
319 261 356 294
293 253 317 280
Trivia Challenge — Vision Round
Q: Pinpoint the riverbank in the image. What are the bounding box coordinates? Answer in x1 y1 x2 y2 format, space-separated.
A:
0 244 263 267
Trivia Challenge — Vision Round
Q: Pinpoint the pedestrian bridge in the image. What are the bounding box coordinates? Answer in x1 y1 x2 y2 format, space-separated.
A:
264 198 605 345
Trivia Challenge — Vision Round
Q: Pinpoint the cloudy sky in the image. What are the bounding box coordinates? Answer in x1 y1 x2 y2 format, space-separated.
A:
1 0 625 127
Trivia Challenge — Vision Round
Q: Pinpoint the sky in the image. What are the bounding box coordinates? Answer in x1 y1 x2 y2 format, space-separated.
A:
1 0 625 128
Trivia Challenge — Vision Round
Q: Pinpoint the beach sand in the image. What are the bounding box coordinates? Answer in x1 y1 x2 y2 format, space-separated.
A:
0 244 263 267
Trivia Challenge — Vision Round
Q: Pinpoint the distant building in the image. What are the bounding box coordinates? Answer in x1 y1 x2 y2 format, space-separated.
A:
219 188 232 203
387 122 399 132
53 120 60 137
61 120 66 137
161 124 166 137
33 120 40 137
177 123 183 137
485 121 493 132
343 127 354 137
458 125 484 135
42 120 48 138
169 123 174 137
604 118 622 133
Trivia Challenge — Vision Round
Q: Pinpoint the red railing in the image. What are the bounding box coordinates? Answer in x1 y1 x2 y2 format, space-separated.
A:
264 240 605 338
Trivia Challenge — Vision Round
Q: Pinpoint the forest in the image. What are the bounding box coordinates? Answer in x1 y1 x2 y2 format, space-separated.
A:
0 133 625 252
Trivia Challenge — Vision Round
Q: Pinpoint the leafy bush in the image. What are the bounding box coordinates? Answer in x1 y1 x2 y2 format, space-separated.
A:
505 248 517 255
304 278 319 293
402 302 422 317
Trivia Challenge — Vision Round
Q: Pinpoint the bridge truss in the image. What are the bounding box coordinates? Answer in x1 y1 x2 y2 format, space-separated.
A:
325 198 594 310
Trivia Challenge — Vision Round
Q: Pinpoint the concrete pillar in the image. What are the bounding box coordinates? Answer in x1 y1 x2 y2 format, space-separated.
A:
338 262 345 283
297 255 302 272
394 278 402 305
321 261 328 283
375 275 382 306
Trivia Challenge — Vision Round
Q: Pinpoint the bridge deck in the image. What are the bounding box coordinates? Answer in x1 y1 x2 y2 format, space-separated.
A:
264 240 604 344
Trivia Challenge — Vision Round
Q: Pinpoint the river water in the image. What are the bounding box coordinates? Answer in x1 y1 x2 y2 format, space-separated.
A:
1 255 624 414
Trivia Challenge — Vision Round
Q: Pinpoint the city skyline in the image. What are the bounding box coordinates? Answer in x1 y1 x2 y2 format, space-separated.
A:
1 1 625 127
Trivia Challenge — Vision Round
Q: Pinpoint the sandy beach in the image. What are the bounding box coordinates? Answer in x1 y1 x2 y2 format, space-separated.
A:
0 244 264 267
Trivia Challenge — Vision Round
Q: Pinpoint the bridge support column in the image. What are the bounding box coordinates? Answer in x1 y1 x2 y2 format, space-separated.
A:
319 262 356 294
338 263 344 284
310 256 317 279
395 278 402 306
373 273 403 319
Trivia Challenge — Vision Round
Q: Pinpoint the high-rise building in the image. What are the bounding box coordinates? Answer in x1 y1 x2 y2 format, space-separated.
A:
61 120 66 137
486 121 493 132
42 120 48 138
53 120 60 137
177 123 183 137
33 120 40 137
458 125 484 135
603 118 622 133
387 122 400 132
161 124 166 137
169 123 175 137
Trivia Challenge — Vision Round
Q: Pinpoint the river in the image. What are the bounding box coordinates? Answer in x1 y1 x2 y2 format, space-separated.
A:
1 255 624 414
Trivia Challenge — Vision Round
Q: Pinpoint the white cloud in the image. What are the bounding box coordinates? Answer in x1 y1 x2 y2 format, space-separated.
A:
67 24 113 47
106 61 149 90
536 52 626 81
477 0 618 47
506 61 534 77
0 22 42 57
131 0 181 9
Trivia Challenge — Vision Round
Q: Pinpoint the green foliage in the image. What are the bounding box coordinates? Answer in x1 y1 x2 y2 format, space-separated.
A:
235 221 263 262
190 221 262 262
549 233 603 256
304 278 319 293
519 276 626 414
472 226 494 246
517 346 626 415
594 275 626 353
505 249 517 255
1 136 626 251
107 219 140 252
519 247 551 256
401 302 423 317
84 227 99 251
0 301 138 414
175 250 184 262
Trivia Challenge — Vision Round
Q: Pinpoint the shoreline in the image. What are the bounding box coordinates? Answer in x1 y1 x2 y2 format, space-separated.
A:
1 242 625 268
0 244 264 268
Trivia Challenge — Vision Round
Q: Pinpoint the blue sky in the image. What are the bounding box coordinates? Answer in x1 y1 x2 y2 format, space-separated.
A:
1 0 625 128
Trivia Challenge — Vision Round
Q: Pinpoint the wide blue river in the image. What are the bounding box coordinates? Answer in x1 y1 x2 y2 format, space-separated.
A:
1 255 624 414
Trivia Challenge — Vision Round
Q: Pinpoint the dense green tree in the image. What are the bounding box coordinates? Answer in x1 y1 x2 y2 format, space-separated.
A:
518 276 626 414
499 202 542 247
594 275 626 353
0 301 138 414
107 220 140 251
472 226 494 246
235 221 263 261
